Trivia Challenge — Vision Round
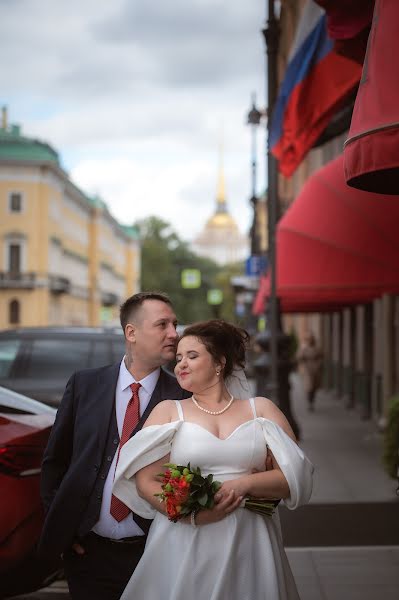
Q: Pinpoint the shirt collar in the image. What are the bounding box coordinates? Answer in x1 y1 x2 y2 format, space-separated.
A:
119 357 160 395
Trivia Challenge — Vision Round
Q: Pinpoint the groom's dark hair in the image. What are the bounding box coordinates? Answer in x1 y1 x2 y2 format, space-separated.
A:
120 292 172 333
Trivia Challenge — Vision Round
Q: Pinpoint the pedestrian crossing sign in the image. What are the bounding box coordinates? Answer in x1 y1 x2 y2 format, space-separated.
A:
181 269 201 289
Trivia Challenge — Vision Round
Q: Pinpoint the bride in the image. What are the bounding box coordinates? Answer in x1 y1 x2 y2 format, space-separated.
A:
113 320 313 600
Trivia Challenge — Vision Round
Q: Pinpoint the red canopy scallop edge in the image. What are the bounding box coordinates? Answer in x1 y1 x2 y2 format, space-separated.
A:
253 154 399 315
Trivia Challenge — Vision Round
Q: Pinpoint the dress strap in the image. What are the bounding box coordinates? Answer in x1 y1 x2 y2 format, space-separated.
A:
248 397 257 418
174 400 184 421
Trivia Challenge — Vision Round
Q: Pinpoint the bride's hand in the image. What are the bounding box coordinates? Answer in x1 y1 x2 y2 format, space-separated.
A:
195 490 243 525
215 477 249 501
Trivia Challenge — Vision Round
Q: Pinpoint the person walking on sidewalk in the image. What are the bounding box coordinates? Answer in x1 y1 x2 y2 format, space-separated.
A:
297 332 323 412
39 292 190 600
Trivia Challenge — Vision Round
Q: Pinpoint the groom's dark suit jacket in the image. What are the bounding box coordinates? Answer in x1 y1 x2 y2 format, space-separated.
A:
38 362 189 559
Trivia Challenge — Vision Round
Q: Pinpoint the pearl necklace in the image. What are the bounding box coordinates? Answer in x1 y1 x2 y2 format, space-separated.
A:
191 393 234 415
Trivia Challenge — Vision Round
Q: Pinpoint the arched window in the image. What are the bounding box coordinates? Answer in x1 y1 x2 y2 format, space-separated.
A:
9 299 20 325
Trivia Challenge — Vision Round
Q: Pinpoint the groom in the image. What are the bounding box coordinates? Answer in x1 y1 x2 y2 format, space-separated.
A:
39 292 190 600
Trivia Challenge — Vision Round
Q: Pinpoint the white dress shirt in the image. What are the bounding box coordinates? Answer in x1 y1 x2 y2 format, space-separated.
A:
92 358 160 539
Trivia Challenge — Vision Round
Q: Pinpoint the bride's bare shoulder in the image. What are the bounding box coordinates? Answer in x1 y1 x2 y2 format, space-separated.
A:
254 396 297 442
143 400 177 427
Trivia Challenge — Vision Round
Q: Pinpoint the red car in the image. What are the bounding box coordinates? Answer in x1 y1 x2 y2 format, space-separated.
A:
0 386 61 598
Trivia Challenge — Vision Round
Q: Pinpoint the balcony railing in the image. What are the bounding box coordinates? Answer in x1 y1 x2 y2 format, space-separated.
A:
0 272 37 289
49 275 71 294
101 292 119 307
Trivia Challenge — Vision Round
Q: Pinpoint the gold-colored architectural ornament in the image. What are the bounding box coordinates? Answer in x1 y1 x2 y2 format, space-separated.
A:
192 140 248 265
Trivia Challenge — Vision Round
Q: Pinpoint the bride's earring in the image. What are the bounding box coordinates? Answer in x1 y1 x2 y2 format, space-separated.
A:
216 370 221 376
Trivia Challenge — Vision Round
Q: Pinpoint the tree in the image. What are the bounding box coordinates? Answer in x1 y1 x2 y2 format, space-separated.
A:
135 216 245 325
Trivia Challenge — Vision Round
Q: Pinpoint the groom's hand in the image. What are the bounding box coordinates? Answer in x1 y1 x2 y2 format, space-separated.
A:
265 449 273 471
71 541 86 555
251 448 273 475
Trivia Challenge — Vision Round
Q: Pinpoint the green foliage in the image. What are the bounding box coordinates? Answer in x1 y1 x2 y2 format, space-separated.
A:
214 262 246 323
382 395 399 478
135 216 244 324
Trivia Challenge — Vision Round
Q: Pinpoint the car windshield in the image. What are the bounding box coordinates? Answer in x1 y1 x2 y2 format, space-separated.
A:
0 339 20 377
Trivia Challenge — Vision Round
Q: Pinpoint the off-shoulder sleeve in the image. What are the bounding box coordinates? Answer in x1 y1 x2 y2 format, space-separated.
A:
258 418 314 510
113 420 182 519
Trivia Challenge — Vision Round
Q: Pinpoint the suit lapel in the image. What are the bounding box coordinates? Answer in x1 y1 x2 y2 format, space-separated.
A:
131 369 183 436
96 362 120 451
132 372 163 436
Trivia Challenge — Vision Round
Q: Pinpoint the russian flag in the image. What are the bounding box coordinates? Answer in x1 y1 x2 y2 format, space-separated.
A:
270 1 362 177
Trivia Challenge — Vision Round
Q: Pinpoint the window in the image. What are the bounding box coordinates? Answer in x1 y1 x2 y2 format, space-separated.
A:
9 192 23 213
24 339 90 379
9 299 20 325
8 244 21 274
0 339 21 377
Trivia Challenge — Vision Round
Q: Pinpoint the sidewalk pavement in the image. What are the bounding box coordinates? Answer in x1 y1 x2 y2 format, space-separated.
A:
283 373 399 599
290 372 398 503
286 545 399 600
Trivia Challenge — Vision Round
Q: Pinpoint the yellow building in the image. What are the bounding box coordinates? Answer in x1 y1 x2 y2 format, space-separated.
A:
0 110 140 329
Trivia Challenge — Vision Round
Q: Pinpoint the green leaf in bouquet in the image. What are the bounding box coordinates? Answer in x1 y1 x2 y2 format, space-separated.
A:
179 506 192 516
197 492 208 506
163 463 177 469
192 474 205 486
212 481 221 492
190 488 203 501
206 473 213 483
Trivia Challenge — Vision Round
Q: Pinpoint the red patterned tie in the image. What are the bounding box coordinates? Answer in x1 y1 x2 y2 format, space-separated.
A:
110 382 141 522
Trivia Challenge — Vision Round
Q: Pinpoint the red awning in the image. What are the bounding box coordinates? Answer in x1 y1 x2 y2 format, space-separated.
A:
315 0 374 64
253 154 399 314
344 0 399 193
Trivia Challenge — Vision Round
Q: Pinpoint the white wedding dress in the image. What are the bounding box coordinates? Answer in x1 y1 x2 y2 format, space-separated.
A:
113 399 313 600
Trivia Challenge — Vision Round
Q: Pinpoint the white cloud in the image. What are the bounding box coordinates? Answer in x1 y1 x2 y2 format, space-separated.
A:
0 0 266 245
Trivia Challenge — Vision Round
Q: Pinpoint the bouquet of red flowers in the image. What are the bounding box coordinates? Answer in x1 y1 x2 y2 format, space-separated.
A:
155 462 278 522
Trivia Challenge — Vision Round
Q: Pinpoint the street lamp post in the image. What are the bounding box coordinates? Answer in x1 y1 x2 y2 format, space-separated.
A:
261 0 300 438
247 94 262 257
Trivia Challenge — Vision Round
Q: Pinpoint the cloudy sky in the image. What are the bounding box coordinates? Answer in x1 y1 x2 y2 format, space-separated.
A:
0 0 267 241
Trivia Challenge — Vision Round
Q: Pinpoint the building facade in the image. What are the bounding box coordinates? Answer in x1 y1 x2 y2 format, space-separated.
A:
0 112 140 329
273 1 399 426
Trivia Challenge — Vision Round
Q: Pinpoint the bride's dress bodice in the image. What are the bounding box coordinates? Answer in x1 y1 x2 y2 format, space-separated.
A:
170 419 267 482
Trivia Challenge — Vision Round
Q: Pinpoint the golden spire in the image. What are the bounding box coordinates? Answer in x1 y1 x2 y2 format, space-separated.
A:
203 133 238 232
216 133 226 212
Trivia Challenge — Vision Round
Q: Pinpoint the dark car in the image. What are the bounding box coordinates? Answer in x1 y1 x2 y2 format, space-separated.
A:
0 386 61 598
0 327 126 407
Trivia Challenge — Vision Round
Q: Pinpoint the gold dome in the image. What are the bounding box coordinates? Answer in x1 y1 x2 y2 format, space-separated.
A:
205 211 238 231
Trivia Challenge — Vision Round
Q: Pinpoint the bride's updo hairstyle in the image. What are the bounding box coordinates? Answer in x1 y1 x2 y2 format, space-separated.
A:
180 320 249 378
